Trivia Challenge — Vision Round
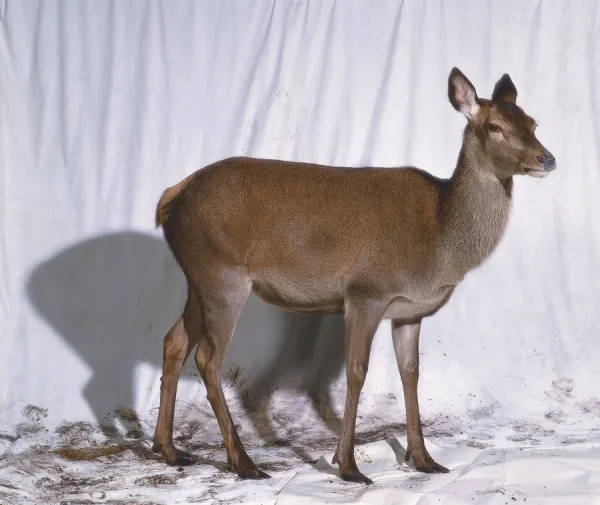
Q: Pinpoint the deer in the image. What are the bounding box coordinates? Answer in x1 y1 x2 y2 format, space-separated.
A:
151 67 556 485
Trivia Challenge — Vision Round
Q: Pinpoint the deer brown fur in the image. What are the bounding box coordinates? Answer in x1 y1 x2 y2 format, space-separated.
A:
152 68 555 484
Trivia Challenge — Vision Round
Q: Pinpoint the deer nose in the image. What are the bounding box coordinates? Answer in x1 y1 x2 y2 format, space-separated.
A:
537 153 556 172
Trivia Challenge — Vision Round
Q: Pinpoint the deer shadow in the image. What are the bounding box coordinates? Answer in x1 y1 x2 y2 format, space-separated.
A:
234 298 346 462
25 231 345 453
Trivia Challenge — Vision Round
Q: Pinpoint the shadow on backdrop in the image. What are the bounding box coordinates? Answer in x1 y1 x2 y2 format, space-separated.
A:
26 231 345 448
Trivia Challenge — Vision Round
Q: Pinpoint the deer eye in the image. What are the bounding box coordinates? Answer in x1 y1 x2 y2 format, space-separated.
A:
488 124 502 133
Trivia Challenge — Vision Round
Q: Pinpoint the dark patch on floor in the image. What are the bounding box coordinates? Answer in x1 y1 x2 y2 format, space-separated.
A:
100 424 121 439
116 407 145 439
182 440 224 452
506 435 540 445
560 437 587 445
544 409 566 423
578 398 600 415
174 420 201 443
115 407 141 425
16 422 45 437
57 445 129 461
43 473 115 492
354 423 407 445
134 473 181 487
0 432 18 443
23 405 49 422
224 366 244 387
56 421 97 446
128 443 165 463
464 440 491 449
257 460 295 473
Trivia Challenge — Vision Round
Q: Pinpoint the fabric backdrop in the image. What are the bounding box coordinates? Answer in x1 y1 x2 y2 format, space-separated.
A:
1 0 599 454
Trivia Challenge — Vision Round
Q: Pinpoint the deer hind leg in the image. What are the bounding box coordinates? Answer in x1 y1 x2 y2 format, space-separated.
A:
191 269 269 479
153 288 202 465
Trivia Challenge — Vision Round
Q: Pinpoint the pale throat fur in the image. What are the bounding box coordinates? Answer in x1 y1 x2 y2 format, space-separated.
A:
438 127 513 281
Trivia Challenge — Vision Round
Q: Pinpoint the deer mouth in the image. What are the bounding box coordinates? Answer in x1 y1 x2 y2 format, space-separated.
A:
524 154 556 177
524 167 551 178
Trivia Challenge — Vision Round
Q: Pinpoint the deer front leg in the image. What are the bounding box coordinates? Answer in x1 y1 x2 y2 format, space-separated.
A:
332 299 386 485
392 319 449 473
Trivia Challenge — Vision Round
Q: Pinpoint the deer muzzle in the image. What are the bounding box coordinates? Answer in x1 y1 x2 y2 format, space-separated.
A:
537 153 556 172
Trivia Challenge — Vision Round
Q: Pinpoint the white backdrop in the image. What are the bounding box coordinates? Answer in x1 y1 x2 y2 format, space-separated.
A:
1 0 600 470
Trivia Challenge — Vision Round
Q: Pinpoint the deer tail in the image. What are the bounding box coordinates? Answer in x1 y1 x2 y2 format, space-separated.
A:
155 172 196 228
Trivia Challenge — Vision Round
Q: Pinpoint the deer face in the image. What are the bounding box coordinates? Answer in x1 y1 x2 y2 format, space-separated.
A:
448 68 556 179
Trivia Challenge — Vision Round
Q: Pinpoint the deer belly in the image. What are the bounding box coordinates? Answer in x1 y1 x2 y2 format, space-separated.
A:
252 279 344 314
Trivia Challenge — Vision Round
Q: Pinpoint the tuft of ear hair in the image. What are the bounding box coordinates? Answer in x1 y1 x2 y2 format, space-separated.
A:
448 67 480 119
492 74 518 104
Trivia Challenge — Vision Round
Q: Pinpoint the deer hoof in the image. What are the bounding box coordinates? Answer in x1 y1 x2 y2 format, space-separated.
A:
340 470 374 485
237 467 271 480
408 449 449 474
154 442 195 466
166 455 195 467
228 454 270 479
416 462 449 474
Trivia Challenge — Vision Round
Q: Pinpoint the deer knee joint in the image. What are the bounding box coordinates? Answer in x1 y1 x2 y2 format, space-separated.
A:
164 331 187 362
347 363 368 388
400 357 419 385
403 356 418 373
205 386 219 404
194 340 212 373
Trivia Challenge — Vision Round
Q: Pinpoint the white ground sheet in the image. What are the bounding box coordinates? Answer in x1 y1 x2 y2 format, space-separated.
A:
1 0 599 503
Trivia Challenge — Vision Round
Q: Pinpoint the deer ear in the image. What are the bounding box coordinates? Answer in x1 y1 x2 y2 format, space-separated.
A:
448 67 480 118
492 74 517 104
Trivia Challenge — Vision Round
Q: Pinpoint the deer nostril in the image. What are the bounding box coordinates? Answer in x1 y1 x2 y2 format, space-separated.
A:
537 153 556 171
537 154 552 163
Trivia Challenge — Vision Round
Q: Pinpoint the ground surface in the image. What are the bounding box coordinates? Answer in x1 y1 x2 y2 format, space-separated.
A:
1 393 599 505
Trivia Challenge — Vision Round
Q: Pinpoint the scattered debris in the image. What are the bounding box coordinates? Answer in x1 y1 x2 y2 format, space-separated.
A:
56 445 129 461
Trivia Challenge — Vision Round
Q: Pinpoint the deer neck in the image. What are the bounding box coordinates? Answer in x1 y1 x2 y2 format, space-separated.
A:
440 131 513 275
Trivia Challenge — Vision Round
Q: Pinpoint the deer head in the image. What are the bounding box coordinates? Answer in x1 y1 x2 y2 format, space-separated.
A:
448 67 556 179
